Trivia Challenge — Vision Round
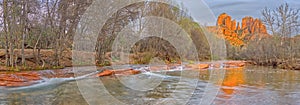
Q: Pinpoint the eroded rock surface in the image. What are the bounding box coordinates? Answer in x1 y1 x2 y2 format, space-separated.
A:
216 13 269 46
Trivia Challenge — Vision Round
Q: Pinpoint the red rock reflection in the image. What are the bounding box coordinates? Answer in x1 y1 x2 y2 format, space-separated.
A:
221 67 245 95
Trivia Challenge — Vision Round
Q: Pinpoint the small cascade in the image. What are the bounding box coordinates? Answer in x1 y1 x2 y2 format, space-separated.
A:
136 65 184 79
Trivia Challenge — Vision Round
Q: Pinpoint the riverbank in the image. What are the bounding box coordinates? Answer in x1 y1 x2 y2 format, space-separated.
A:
0 49 179 71
0 49 74 71
247 59 300 70
2 49 299 71
0 49 105 71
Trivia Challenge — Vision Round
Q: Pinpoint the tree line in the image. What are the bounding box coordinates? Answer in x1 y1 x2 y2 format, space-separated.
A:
0 0 92 68
0 0 211 68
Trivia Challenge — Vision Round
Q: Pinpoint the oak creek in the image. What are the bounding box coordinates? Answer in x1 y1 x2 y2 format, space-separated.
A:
1 62 300 105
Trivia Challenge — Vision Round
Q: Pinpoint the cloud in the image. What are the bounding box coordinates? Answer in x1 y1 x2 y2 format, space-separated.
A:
173 0 299 26
202 0 285 24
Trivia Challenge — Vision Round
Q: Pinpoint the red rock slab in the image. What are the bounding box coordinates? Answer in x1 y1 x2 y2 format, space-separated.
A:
0 72 43 87
199 64 210 69
96 69 142 77
15 72 41 81
23 75 41 81
224 61 246 67
0 81 7 86
130 69 141 75
96 70 114 77
0 75 27 82
5 81 35 87
237 62 246 67
16 72 40 77
114 69 141 76
186 64 210 70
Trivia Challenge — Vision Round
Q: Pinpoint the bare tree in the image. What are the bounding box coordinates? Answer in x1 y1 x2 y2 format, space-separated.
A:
262 3 300 37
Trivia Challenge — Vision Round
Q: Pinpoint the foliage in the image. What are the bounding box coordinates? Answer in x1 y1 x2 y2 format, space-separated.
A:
96 1 211 65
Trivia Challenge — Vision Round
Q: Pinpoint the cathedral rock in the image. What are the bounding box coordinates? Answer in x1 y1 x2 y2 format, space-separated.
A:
215 13 269 47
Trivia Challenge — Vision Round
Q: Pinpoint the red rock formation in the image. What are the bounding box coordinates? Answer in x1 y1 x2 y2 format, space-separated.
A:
216 13 269 47
217 13 229 26
241 17 268 40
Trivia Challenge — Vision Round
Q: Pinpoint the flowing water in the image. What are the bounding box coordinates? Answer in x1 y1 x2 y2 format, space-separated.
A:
1 66 300 105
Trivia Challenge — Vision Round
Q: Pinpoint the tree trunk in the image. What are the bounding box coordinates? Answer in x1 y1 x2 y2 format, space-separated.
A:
3 0 9 66
21 0 27 66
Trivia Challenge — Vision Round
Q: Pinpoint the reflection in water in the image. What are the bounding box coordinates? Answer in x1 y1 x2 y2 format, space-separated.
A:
213 66 300 105
221 67 245 95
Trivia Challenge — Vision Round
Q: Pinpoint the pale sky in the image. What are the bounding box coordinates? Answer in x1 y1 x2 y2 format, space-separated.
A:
175 0 299 26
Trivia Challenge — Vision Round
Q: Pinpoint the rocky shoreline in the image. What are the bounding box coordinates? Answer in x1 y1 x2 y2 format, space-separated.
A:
0 61 247 88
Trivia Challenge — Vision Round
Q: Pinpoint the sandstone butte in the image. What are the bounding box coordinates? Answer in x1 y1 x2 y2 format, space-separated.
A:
210 13 270 47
